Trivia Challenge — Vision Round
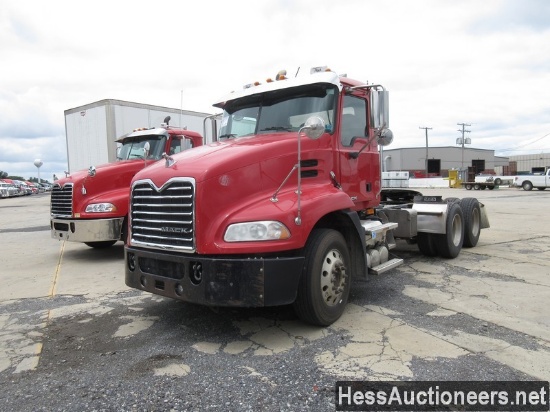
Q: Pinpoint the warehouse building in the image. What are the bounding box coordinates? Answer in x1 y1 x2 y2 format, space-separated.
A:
381 146 510 179
504 153 550 175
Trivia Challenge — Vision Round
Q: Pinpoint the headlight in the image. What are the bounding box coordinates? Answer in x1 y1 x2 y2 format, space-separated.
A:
85 203 116 213
224 221 291 242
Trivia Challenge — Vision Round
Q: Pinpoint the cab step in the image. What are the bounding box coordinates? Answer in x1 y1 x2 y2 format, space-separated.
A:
368 258 404 275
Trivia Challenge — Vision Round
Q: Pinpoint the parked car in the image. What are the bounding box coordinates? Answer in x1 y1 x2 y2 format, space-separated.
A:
0 182 18 198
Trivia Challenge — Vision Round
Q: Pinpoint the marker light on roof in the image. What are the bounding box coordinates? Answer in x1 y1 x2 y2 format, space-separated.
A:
276 70 287 80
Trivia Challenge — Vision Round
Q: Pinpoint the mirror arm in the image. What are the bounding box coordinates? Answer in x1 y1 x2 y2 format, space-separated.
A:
349 133 378 159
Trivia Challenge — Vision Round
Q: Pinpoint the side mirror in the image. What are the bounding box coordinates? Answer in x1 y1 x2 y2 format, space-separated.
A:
143 142 151 158
377 128 394 146
301 116 326 140
370 89 389 129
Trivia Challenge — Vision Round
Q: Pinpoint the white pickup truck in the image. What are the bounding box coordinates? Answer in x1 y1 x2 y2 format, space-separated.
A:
513 169 550 191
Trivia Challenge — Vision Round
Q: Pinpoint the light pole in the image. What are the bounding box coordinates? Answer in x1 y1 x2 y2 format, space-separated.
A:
419 126 432 177
456 123 471 176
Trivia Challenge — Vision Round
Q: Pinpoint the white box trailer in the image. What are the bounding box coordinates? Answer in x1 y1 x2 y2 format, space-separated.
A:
64 99 217 173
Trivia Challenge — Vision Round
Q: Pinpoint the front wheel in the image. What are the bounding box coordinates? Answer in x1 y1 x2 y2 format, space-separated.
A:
293 229 351 326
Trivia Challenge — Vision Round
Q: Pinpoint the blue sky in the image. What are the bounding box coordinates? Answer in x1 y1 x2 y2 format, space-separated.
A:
1 0 549 180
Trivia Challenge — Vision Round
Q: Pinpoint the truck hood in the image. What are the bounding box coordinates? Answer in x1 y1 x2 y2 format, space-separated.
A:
132 133 329 186
55 159 156 190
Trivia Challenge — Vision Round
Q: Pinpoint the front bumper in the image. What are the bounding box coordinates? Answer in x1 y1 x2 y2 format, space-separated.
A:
51 217 123 243
125 246 305 307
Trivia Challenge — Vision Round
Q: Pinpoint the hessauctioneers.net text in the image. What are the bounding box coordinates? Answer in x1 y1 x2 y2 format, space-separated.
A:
335 381 549 411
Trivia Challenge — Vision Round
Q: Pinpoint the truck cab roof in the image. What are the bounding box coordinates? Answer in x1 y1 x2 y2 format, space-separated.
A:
213 69 368 109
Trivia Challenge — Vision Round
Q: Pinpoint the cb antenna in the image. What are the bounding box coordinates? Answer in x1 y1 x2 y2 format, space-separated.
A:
295 67 300 77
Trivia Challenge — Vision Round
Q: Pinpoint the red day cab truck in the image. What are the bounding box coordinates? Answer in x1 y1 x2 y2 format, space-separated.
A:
124 67 490 325
51 119 210 248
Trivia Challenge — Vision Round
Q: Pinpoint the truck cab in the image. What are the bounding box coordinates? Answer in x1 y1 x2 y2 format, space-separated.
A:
50 122 203 248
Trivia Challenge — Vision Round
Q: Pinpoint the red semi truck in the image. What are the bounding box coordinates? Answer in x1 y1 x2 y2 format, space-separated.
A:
124 67 489 325
50 119 206 248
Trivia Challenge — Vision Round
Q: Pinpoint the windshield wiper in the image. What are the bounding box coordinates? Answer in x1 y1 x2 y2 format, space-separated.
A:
219 133 237 139
260 126 291 132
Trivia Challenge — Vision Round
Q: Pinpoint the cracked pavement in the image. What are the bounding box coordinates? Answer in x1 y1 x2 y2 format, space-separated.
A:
0 188 549 411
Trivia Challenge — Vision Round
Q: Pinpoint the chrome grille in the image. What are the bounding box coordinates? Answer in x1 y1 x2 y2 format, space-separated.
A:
130 178 195 251
50 183 73 217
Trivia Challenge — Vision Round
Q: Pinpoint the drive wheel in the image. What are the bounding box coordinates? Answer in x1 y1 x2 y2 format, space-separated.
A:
460 198 481 247
465 184 472 190
435 202 464 258
474 184 481 190
444 197 460 204
293 229 351 326
417 232 438 256
85 240 117 248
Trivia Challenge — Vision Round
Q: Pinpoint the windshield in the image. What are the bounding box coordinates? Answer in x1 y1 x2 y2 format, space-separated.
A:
219 84 337 139
117 135 167 160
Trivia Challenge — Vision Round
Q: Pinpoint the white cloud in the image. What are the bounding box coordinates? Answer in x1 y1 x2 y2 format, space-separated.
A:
1 0 550 180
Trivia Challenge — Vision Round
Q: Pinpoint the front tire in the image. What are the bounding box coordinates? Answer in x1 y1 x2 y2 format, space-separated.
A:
293 229 351 326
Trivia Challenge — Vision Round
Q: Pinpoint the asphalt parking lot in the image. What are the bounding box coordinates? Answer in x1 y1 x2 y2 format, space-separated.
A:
1 187 549 411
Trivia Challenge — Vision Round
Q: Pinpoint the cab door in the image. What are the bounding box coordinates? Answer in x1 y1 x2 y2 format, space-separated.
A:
337 94 380 210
